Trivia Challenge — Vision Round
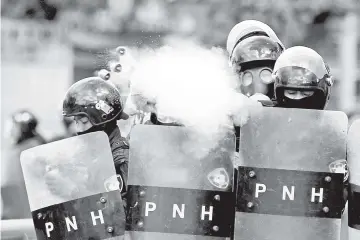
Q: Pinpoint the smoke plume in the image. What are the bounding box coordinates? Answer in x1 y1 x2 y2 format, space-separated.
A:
126 40 256 145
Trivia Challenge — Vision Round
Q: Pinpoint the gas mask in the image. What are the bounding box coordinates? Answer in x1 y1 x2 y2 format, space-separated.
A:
238 66 274 98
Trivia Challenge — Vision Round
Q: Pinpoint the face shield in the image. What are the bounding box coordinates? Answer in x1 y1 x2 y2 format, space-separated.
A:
276 67 321 90
273 46 329 79
230 36 283 65
273 46 333 98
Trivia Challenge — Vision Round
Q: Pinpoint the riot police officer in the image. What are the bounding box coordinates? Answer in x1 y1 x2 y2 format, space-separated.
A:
1 110 46 220
227 20 285 100
272 46 350 240
272 46 334 110
61 77 129 196
271 46 346 190
272 46 346 183
227 20 285 151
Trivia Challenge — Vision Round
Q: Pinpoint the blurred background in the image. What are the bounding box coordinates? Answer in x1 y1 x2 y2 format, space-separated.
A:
1 0 360 237
2 0 360 139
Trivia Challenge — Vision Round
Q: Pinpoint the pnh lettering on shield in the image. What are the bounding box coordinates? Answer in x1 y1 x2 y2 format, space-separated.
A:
254 183 324 202
45 210 105 237
236 167 344 218
126 185 234 236
143 202 214 220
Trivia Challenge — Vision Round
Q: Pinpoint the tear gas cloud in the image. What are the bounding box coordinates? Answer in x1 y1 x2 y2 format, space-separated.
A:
117 40 256 149
129 40 253 133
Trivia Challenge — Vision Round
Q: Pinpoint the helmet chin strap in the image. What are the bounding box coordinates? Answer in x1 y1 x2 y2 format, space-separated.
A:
77 125 104 136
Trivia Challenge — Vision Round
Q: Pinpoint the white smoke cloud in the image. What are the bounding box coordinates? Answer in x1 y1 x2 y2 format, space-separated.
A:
126 40 257 142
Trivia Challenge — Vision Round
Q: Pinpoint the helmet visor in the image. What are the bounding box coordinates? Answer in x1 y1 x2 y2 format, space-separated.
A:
231 36 282 64
273 47 328 79
276 66 320 88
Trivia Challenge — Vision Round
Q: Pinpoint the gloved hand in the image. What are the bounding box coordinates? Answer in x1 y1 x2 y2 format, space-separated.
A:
249 93 271 102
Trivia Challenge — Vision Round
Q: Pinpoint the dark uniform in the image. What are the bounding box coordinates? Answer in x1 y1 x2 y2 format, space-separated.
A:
108 124 129 197
62 77 129 196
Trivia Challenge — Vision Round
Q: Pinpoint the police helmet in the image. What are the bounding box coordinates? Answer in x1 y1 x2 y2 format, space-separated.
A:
63 77 128 126
273 46 333 109
227 20 285 59
11 110 38 133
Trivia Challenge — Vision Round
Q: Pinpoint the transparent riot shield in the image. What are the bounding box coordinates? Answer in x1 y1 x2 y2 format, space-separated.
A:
236 107 347 240
20 132 125 240
126 125 236 239
347 119 360 240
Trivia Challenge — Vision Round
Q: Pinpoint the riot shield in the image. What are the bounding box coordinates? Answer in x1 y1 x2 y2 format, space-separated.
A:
20 132 125 240
126 125 236 239
347 119 360 240
236 107 347 240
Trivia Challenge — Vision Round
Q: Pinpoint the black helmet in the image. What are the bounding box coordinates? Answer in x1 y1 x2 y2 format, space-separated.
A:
273 46 333 109
63 77 128 126
6 110 46 144
11 110 38 133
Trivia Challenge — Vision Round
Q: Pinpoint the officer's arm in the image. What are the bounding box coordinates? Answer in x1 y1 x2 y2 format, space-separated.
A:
113 142 129 194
